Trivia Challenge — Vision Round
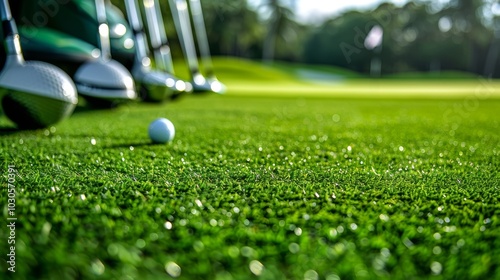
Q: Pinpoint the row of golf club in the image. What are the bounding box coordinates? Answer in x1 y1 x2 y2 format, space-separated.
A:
0 0 224 129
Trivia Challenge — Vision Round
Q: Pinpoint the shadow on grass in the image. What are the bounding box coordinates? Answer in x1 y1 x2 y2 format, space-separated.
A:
0 126 19 136
106 141 160 149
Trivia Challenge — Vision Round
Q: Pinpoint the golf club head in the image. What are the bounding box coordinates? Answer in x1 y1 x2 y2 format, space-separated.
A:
74 58 137 105
0 60 78 129
207 78 227 94
133 66 188 102
190 71 212 93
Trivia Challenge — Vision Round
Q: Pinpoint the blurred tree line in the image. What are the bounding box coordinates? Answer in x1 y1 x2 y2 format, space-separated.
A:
111 0 500 77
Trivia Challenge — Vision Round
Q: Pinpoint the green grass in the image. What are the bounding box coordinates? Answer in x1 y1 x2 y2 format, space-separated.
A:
1 59 500 279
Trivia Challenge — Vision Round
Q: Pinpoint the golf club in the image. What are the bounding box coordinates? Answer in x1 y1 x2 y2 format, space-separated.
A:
188 0 225 93
168 0 211 93
142 0 192 95
143 0 175 74
73 0 137 106
125 0 187 101
0 0 78 129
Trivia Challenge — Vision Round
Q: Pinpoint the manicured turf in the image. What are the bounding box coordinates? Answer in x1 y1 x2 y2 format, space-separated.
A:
1 60 500 279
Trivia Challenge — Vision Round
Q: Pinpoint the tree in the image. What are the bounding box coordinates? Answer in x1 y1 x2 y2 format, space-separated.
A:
260 0 297 62
303 11 378 72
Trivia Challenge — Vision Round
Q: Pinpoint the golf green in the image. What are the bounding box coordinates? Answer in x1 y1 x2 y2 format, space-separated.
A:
1 85 499 279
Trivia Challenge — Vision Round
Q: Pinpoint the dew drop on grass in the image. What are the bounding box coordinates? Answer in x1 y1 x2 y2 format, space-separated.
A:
164 221 172 230
304 270 319 280
379 214 389 222
431 261 443 275
433 246 442 255
288 243 300 254
326 274 341 280
42 222 52 237
135 239 146 249
337 225 344 234
149 233 158 241
381 248 391 258
350 223 358 231
91 138 97 145
241 246 255 258
249 260 264 276
107 244 119 256
403 238 414 248
193 241 204 252
228 246 240 258
165 262 181 278
195 199 203 208
91 259 105 275
373 258 385 270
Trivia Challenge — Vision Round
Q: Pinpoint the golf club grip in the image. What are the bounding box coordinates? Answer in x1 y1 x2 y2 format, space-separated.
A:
169 0 199 74
189 0 214 76
94 0 111 60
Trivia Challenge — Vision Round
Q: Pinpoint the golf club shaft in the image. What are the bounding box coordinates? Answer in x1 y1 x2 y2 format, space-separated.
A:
124 0 152 67
0 0 22 59
189 0 214 78
168 0 201 77
95 0 111 60
143 0 175 74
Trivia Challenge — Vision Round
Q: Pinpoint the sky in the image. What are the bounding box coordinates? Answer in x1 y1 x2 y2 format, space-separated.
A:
248 0 412 24
293 0 409 23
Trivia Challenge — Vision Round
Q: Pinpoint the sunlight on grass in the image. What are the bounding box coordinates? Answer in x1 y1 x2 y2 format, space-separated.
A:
1 57 499 279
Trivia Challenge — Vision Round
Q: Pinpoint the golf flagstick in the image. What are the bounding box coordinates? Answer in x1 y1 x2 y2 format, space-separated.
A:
188 0 225 93
168 0 211 93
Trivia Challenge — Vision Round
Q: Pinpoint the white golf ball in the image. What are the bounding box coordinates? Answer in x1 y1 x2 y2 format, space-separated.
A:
148 118 175 143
